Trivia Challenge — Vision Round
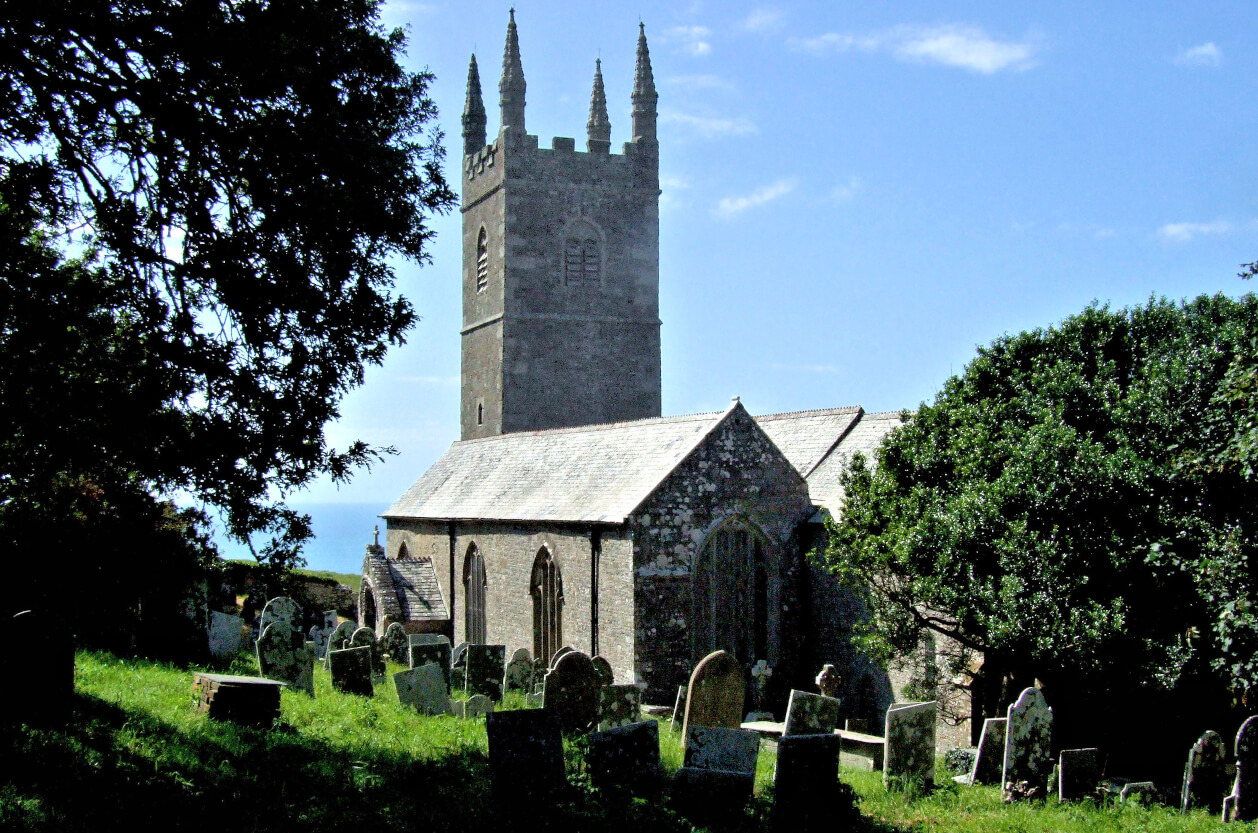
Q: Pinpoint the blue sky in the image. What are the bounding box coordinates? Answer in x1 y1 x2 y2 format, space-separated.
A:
300 1 1258 506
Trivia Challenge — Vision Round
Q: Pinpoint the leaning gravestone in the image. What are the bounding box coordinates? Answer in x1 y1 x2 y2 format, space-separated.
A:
589 720 662 795
208 610 247 657
670 685 688 732
1224 715 1258 821
327 645 374 696
1003 687 1053 801
259 596 301 637
1058 748 1101 802
966 717 1007 786
884 701 936 787
6 610 74 727
544 650 601 734
782 689 842 736
383 622 408 664
409 635 452 692
464 693 495 719
774 733 843 830
505 649 534 693
486 709 566 803
324 620 356 666
465 643 507 701
394 663 449 716
598 684 642 730
1182 729 1227 814
673 726 760 825
681 650 745 742
591 655 614 687
256 623 315 696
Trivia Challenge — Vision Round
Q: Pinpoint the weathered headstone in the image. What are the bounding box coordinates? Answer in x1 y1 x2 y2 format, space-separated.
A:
505 649 534 692
464 693 495 719
327 645 374 696
598 683 642 730
1121 781 1157 804
884 701 936 787
773 733 843 831
407 634 453 692
673 726 760 824
1224 715 1258 821
591 655 614 687
465 643 507 701
308 624 328 660
816 663 842 699
259 596 300 637
1181 729 1227 814
589 720 662 795
782 689 842 736
681 650 745 742
1003 687 1053 801
394 663 449 716
324 620 356 665
256 623 315 696
544 650 601 734
684 725 761 773
486 709 566 803
550 645 575 668
7 610 74 727
1058 748 1101 802
208 610 247 657
383 622 408 664
350 626 385 678
670 684 687 732
967 717 1007 786
451 641 469 688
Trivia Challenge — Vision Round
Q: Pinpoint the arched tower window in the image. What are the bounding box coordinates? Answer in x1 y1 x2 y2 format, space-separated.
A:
691 519 769 665
530 547 564 662
563 222 601 286
464 543 487 644
476 227 489 293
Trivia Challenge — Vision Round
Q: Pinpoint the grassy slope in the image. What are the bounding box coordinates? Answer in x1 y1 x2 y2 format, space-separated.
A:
0 651 1228 832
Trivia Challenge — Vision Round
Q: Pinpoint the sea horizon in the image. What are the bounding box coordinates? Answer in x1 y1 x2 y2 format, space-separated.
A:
212 501 388 576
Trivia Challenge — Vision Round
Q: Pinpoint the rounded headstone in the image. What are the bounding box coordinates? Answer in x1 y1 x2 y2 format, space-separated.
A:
260 596 301 637
591 655 614 687
544 651 600 734
681 650 746 741
383 622 408 663
550 645 575 668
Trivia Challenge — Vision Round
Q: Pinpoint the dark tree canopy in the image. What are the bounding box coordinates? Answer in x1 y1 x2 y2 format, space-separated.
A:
0 0 453 636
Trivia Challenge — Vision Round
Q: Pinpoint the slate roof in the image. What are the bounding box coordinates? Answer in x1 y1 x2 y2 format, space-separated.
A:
383 403 739 524
363 550 449 623
754 407 862 478
804 410 904 516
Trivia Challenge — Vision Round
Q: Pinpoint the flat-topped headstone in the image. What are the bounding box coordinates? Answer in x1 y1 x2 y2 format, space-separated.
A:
591 655 614 687
544 650 601 734
1225 715 1258 821
209 610 247 657
486 709 566 803
1182 729 1227 814
383 622 408 664
259 596 300 637
407 634 453 691
394 663 449 716
884 701 936 787
773 733 843 830
681 650 745 741
8 610 74 727
465 643 507 701
674 726 760 824
589 720 661 795
1003 687 1053 800
670 685 687 732
256 623 315 696
324 620 356 665
782 689 842 736
464 693 495 719
550 645 575 668
1058 748 1101 802
684 725 761 774
598 684 642 730
193 673 284 728
505 650 534 692
968 717 1007 785
327 645 374 696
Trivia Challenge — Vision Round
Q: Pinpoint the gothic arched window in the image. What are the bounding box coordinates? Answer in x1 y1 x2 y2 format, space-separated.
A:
464 543 487 644
530 547 564 662
691 519 769 665
476 227 489 293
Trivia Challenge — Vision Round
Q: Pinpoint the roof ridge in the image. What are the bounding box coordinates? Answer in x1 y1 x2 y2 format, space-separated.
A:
754 406 862 421
862 409 906 419
451 409 727 445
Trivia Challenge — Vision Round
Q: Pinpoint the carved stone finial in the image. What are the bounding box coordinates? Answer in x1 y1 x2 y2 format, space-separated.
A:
462 53 486 156
587 57 611 153
499 8 526 133
373 524 380 547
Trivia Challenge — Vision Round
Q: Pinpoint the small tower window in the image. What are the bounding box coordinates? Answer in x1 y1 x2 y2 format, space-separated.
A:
477 402 484 425
565 235 600 286
476 227 489 293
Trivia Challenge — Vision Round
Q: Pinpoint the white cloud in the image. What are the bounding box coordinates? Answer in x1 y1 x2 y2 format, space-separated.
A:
791 24 1038 74
715 178 797 218
1174 42 1222 67
661 174 691 191
830 176 862 203
790 32 878 55
665 25 713 57
665 74 737 93
659 108 757 138
1157 220 1232 243
742 8 785 34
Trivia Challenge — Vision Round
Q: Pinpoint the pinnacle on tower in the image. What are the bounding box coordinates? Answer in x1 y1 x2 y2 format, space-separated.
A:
462 53 486 156
631 22 658 147
587 58 611 154
499 8 526 133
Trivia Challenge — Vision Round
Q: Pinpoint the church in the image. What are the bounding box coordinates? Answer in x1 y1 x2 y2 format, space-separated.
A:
365 13 916 720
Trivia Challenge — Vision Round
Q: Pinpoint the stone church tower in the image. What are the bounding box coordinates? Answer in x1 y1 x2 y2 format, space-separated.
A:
459 13 662 440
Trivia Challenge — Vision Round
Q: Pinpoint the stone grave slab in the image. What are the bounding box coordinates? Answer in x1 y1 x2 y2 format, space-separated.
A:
394 663 449 716
324 620 356 666
967 717 1007 786
259 596 300 637
193 673 284 728
685 725 761 774
327 645 374 696
1181 729 1227 814
465 643 507 701
1058 748 1101 802
674 726 760 825
681 650 745 741
670 684 687 732
773 733 843 830
782 689 842 736
884 700 936 787
1002 687 1053 800
407 635 452 692
486 709 566 803
598 683 642 730
383 622 408 664
544 650 601 734
7 610 74 727
591 655 614 687
505 649 534 692
464 693 495 719
256 623 314 696
208 610 247 657
1225 715 1258 821
589 720 661 795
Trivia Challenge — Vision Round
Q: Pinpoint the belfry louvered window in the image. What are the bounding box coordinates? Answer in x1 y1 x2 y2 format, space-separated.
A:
476 227 489 292
464 543 487 644
564 236 600 286
691 520 769 665
531 547 564 663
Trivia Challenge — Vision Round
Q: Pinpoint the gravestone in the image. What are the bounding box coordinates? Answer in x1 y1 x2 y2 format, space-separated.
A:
193 673 284 728
383 622 408 664
7 610 74 727
1224 715 1258 821
544 650 601 734
1058 748 1101 802
324 620 356 665
407 634 452 692
550 645 575 668
967 717 1007 786
685 725 761 773
816 663 842 699
208 610 247 657
681 650 745 742
259 596 300 637
486 709 566 803
884 701 936 787
774 733 843 831
451 642 469 688
1003 687 1053 801
350 626 385 678
465 643 507 701
589 720 662 795
464 693 495 719
782 689 842 736
394 663 448 716
256 623 314 696
1181 729 1227 814
591 655 614 687
505 649 534 692
598 684 642 730
1121 781 1157 804
327 645 374 696
673 726 760 824
308 624 327 660
322 610 338 631
670 685 687 732
531 657 549 695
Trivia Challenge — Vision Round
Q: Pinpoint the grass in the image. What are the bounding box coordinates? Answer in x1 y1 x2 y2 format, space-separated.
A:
0 650 1232 832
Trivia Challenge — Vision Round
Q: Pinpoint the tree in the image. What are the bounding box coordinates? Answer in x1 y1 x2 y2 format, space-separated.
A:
0 0 454 631
822 294 1258 764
